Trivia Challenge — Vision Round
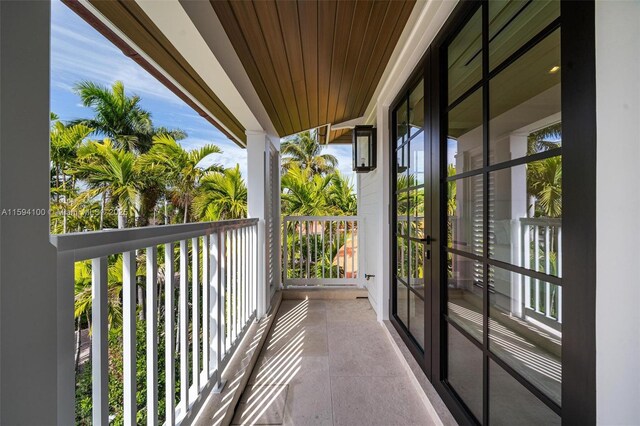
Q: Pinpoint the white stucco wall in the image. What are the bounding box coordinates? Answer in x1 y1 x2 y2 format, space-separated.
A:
358 109 391 321
595 2 640 424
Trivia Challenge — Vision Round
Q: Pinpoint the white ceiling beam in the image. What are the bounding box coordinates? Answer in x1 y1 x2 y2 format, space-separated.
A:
331 117 365 130
136 0 277 138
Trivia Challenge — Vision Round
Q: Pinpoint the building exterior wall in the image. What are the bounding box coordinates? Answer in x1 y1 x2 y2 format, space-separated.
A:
358 170 382 311
0 1 59 422
595 2 640 423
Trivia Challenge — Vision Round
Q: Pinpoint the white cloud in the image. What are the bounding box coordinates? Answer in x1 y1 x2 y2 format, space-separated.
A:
51 4 184 107
181 137 248 179
324 144 355 184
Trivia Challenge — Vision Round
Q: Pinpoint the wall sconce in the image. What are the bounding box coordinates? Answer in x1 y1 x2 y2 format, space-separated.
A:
352 125 376 173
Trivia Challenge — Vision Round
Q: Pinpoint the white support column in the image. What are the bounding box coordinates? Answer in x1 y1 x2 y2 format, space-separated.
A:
509 133 528 317
247 130 278 319
0 2 58 423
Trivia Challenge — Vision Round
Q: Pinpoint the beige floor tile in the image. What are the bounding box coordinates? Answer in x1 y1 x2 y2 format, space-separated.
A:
249 355 329 386
325 299 376 323
330 376 434 426
230 299 439 426
282 359 333 425
327 321 404 377
278 299 327 314
231 384 288 425
262 323 329 359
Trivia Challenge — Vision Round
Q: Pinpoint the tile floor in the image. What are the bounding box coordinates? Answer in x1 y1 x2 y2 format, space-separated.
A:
230 298 436 426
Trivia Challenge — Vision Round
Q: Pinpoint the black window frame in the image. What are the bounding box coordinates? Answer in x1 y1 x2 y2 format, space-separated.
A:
388 1 596 424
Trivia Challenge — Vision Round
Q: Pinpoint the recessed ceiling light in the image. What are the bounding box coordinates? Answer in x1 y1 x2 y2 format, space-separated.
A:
549 65 561 74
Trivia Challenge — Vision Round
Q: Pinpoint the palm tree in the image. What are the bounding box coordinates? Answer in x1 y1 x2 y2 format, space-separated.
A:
327 172 357 215
74 257 127 332
73 81 190 226
281 165 335 216
140 135 222 223
72 81 153 153
50 117 93 232
281 130 338 175
70 139 140 228
193 165 247 221
528 156 562 218
527 123 561 155
447 164 457 217
526 123 562 218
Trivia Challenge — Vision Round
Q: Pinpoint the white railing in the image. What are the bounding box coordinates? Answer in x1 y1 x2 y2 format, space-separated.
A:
52 219 259 425
520 217 562 330
282 216 363 287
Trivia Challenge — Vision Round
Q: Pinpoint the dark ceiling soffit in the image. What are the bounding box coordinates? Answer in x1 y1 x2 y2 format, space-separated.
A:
329 128 353 144
210 0 415 139
312 125 351 145
62 0 247 147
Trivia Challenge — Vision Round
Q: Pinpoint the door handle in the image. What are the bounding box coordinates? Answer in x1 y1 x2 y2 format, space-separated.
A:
420 235 433 245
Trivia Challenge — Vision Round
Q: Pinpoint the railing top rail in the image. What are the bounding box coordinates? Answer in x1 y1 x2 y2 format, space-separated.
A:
283 215 360 222
51 218 258 260
519 217 562 226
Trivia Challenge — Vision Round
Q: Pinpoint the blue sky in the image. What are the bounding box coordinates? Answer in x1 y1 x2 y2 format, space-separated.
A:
50 0 354 184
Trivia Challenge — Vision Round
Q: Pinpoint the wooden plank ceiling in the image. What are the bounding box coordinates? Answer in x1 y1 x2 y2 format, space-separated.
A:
210 0 416 140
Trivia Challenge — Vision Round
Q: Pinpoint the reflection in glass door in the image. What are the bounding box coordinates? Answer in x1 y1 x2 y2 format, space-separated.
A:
443 1 562 424
392 77 428 357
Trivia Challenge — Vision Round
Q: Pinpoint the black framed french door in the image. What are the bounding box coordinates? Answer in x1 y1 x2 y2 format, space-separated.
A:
390 1 596 424
390 66 433 376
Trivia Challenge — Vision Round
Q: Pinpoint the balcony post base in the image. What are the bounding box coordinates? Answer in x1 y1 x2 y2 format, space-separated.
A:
213 379 227 394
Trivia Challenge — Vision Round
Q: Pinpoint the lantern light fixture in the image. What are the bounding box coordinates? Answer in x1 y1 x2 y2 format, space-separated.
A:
352 125 376 173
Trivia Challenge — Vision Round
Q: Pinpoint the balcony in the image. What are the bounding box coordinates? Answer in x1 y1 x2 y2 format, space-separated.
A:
205 298 435 426
52 216 450 425
52 219 262 425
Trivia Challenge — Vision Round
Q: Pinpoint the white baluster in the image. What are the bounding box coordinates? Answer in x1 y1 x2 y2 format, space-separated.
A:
523 222 531 309
123 250 137 425
146 246 158 426
231 229 237 343
210 233 219 378
91 256 109 425
534 225 540 312
224 231 231 353
191 237 200 392
351 221 355 280
241 227 247 326
202 234 210 382
164 243 175 425
179 240 189 409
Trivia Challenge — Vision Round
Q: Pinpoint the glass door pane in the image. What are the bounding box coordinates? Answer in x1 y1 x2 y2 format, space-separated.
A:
442 1 563 423
392 76 428 355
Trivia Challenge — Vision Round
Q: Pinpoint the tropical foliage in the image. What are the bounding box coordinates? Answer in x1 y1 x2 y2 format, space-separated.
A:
279 132 357 282
53 81 240 424
193 165 248 220
526 123 562 218
281 130 338 175
53 81 356 424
